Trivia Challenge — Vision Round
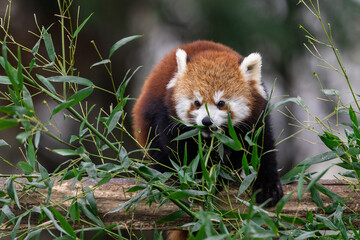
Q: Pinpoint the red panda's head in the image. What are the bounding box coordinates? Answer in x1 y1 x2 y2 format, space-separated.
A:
167 48 266 137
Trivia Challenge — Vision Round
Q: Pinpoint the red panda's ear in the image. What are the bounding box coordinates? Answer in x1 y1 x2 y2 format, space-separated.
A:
167 48 188 89
239 53 262 83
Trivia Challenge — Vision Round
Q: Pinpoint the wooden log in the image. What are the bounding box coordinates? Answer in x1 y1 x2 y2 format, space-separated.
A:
0 178 359 232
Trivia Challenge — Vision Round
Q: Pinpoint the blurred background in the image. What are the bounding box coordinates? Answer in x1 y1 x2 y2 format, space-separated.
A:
1 0 360 178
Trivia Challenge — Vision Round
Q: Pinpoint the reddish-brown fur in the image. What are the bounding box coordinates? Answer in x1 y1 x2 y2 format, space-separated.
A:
132 41 283 240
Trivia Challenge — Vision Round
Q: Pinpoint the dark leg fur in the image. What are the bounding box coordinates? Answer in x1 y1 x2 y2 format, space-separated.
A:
250 115 283 207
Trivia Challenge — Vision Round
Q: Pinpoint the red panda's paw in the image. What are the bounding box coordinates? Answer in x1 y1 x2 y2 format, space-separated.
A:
253 179 283 207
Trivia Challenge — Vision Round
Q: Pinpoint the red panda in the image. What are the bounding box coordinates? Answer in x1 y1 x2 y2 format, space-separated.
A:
132 40 283 207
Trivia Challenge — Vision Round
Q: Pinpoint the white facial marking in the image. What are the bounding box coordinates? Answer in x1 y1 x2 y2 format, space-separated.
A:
193 91 203 103
213 90 224 103
166 48 188 89
175 97 192 123
240 53 267 99
229 98 250 124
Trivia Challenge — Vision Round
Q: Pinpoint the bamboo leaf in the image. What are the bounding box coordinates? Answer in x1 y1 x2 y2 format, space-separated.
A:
17 161 34 173
165 190 208 200
238 172 256 196
109 35 142 58
173 128 199 141
52 149 79 156
42 206 69 235
37 74 56 94
42 27 56 62
51 86 93 117
6 178 21 209
0 76 11 84
90 59 110 69
73 13 93 40
50 207 77 238
0 118 18 130
106 104 122 135
212 131 241 151
47 76 93 86
0 139 10 147
276 191 294 216
156 210 185 224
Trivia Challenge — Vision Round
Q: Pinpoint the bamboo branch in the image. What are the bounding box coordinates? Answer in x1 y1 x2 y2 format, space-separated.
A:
0 178 359 232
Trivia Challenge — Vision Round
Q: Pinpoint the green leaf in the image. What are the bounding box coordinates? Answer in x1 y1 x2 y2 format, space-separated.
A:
6 178 21 209
0 139 10 147
80 162 97 179
52 149 79 156
212 131 241 151
27 138 36 169
349 105 359 128
116 66 142 100
227 107 242 148
238 172 256 196
51 86 93 117
304 166 330 195
42 206 69 236
42 27 56 62
24 229 42 240
34 130 41 148
0 106 29 116
106 104 122 135
310 186 324 208
322 88 339 96
2 42 19 91
31 38 41 56
50 207 77 238
156 210 186 224
0 76 11 84
73 13 93 40
79 202 104 227
242 154 249 176
17 47 24 90
266 96 307 116
37 74 56 94
29 58 36 72
315 215 337 231
109 35 142 58
107 188 147 214
276 191 295 216
334 205 348 240
17 161 34 173
173 128 200 141
38 163 49 180
1 205 15 223
69 201 80 223
22 86 34 112
0 118 18 131
297 165 306 201
281 151 337 182
85 186 98 215
47 76 93 86
314 182 345 204
165 190 208 200
90 59 110 69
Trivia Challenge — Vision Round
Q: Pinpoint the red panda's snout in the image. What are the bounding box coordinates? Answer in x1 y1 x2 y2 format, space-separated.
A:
186 94 250 137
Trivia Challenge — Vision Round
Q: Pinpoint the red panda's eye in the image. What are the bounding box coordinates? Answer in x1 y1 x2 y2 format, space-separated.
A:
217 101 226 108
194 100 201 108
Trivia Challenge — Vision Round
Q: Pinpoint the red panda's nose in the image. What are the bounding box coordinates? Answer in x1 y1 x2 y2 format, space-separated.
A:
202 116 212 127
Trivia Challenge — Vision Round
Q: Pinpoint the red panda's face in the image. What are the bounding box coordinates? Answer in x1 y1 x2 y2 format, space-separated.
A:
167 49 265 137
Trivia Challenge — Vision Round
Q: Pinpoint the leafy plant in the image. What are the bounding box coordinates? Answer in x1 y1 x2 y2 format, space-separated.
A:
0 0 359 239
